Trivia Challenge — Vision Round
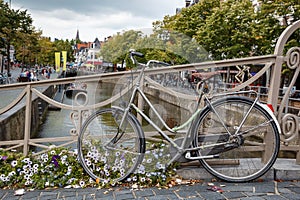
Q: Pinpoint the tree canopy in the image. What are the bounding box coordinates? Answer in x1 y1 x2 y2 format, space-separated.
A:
0 0 74 71
101 0 300 66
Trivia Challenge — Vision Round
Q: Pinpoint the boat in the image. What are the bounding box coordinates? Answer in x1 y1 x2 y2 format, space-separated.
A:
65 82 87 98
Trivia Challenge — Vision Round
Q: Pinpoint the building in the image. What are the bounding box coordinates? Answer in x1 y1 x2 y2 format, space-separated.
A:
73 30 103 70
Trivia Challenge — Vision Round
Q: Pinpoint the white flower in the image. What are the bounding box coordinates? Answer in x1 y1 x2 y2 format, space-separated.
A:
25 180 31 186
140 177 146 182
105 171 110 177
50 150 56 155
132 176 137 181
79 180 85 187
91 146 96 152
156 163 165 170
86 151 92 157
11 160 17 167
89 178 94 184
86 159 91 166
100 156 107 163
33 164 39 169
112 166 117 172
8 171 16 177
22 158 30 163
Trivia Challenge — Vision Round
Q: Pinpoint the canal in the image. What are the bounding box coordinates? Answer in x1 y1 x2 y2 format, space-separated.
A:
37 80 192 149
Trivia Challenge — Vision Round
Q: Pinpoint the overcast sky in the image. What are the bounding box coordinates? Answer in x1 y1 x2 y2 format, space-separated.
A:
10 0 185 42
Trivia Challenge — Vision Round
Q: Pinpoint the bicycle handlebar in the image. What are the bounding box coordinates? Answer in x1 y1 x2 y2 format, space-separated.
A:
130 50 170 67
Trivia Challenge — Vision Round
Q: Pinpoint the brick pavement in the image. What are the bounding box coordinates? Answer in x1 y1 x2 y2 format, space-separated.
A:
0 180 299 200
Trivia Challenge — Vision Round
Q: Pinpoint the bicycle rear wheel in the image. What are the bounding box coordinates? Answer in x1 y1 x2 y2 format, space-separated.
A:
78 107 145 184
192 96 280 182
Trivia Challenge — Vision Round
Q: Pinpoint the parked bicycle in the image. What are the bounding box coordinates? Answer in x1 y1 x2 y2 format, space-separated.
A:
78 50 280 184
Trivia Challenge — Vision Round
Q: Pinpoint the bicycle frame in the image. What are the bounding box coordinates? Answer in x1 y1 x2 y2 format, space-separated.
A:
115 53 265 165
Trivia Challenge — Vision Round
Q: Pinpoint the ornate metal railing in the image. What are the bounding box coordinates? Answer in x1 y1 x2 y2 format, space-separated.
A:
0 20 299 163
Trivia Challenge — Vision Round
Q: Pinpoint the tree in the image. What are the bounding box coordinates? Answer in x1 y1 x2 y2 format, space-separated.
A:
156 0 300 60
0 1 34 74
100 30 143 68
195 0 256 59
53 39 75 65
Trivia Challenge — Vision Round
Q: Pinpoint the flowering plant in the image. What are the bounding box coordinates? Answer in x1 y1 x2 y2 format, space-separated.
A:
0 142 179 189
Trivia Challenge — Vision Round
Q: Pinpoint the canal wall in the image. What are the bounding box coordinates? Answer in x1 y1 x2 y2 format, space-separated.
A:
0 86 55 141
144 84 196 111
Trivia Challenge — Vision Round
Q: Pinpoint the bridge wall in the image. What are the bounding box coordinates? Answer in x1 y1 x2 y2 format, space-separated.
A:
0 86 55 141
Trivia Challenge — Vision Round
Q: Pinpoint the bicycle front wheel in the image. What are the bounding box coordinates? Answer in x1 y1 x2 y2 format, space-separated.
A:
78 108 145 184
192 96 280 182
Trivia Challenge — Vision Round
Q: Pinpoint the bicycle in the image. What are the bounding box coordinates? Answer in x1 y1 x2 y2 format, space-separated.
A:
78 50 281 184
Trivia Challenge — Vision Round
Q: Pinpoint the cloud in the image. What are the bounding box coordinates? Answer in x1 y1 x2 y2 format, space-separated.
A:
12 0 184 41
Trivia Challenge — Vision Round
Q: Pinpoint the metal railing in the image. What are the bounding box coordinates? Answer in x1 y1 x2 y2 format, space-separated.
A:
0 20 300 164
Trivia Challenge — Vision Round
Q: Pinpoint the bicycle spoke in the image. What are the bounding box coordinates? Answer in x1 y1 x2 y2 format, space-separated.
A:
193 97 279 182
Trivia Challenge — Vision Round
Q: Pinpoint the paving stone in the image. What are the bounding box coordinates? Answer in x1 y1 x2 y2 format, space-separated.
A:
40 190 59 197
175 189 200 199
133 189 154 197
115 193 135 200
262 195 287 200
148 194 181 200
151 188 176 196
65 197 84 200
21 191 41 199
223 185 254 192
198 191 225 200
244 192 266 197
285 186 300 194
254 184 275 194
59 191 77 198
95 191 114 199
222 191 246 199
39 195 60 200
281 193 300 200
0 191 8 199
240 197 264 200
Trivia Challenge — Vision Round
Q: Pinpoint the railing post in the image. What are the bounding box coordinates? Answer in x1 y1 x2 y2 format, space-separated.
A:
23 85 32 156
267 56 284 114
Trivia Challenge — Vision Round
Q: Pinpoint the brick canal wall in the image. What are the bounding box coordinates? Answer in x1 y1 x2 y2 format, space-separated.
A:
0 86 55 141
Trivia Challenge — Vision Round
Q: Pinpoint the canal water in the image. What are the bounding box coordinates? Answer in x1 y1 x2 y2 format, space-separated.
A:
37 80 192 149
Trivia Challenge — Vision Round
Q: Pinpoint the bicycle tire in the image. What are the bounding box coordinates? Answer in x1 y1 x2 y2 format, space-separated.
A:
191 96 280 182
78 107 146 184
